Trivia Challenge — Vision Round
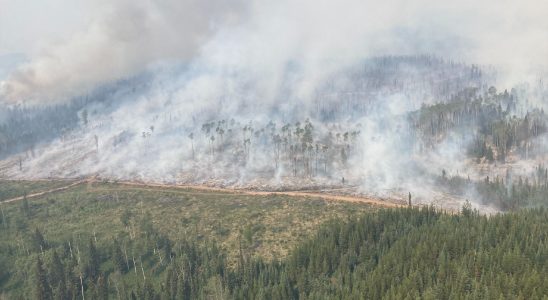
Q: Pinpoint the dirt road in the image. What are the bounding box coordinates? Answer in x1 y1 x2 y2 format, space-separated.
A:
0 179 87 204
117 180 404 208
0 177 403 208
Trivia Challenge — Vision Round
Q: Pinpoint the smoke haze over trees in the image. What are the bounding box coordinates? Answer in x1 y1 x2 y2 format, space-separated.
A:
1 1 548 211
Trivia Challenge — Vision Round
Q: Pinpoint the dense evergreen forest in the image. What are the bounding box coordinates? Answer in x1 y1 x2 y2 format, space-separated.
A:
1 200 546 299
439 164 548 210
410 86 547 162
1 55 547 299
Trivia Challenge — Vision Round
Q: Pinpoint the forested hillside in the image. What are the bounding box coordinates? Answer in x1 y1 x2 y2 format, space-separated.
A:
2 1 548 299
0 181 372 299
1 182 546 299
2 56 547 213
0 56 494 195
0 73 152 160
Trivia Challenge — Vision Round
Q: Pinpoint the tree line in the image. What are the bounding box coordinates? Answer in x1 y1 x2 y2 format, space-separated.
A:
410 86 547 162
2 206 546 299
439 164 548 210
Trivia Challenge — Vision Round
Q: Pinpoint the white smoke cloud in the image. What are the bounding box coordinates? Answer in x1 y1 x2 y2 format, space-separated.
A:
1 0 548 215
0 0 245 103
1 0 548 104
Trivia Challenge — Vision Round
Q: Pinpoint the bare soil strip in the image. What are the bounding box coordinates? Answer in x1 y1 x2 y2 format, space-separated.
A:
0 179 86 204
0 178 403 208
117 181 403 208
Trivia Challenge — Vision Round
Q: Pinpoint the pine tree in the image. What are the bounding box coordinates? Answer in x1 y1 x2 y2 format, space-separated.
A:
34 228 48 251
35 257 52 300
112 245 127 273
49 250 66 298
164 267 177 300
21 194 31 217
96 275 109 300
178 274 191 300
142 280 155 300
87 239 100 281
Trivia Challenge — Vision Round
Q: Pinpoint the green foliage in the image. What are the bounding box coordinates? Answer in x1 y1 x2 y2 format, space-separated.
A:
0 180 371 298
33 228 48 252
113 244 128 274
7 204 548 299
226 207 548 299
120 208 132 227
34 257 52 300
0 180 72 201
439 165 548 210
411 88 547 162
86 239 100 281
2 181 546 299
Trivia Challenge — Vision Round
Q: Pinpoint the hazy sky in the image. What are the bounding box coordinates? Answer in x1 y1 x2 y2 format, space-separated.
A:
0 0 100 55
1 0 547 104
1 0 547 207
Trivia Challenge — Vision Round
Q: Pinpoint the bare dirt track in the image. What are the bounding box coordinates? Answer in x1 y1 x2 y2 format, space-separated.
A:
0 179 87 204
0 177 404 208
116 180 404 208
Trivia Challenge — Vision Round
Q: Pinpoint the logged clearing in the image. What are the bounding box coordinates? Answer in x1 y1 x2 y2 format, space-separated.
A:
1 177 403 207
0 179 377 263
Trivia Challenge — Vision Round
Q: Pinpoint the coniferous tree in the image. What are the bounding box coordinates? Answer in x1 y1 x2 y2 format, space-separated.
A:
112 244 127 274
86 238 100 281
35 257 52 300
96 275 109 300
33 228 48 252
21 194 30 217
49 250 66 298
142 280 155 300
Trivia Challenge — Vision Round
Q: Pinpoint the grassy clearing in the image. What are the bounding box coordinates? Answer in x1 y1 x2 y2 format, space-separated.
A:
0 180 373 265
0 179 75 201
0 180 374 297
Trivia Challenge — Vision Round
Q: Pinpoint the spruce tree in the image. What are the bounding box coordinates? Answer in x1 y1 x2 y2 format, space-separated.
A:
34 228 48 252
96 275 109 300
112 245 127 273
86 238 100 281
50 250 66 298
35 257 52 300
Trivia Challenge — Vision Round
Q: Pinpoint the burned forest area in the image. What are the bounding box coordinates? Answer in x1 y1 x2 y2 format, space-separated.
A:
1 1 548 299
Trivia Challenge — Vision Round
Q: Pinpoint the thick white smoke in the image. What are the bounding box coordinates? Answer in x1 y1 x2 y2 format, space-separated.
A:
0 0 246 103
1 0 547 214
1 0 547 104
